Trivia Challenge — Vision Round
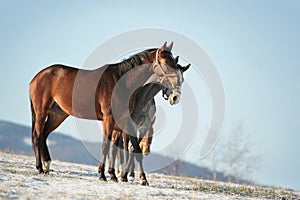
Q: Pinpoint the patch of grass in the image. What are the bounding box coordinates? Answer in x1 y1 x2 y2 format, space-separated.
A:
151 174 300 199
119 195 134 200
2 168 18 174
16 183 28 188
190 182 300 199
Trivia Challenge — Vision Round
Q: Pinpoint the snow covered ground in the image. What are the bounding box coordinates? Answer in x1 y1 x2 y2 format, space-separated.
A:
0 151 299 200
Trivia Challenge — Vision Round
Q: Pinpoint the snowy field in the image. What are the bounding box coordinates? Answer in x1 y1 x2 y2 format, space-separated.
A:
0 151 299 200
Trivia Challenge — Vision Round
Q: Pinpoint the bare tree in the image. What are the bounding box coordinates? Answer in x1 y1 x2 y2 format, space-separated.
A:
204 123 259 183
169 146 180 176
222 123 259 182
201 146 219 181
211 148 218 181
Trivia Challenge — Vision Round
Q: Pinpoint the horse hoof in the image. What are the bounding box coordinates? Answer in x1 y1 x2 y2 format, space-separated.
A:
141 180 149 186
99 176 107 182
38 169 44 174
121 177 128 182
110 176 118 182
128 176 135 182
44 171 50 175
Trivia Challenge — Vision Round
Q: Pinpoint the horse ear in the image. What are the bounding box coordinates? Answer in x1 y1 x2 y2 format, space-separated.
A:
174 56 179 64
179 63 191 72
160 42 167 51
167 41 173 51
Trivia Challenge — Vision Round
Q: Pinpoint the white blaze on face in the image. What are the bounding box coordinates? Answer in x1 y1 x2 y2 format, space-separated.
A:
169 69 183 88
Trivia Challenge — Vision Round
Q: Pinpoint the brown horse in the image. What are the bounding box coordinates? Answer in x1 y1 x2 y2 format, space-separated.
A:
30 42 189 185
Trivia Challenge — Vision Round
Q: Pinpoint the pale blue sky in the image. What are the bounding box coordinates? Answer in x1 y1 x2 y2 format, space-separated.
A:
1 1 300 190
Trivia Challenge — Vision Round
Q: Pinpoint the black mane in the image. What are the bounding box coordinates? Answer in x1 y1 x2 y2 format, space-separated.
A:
112 48 157 76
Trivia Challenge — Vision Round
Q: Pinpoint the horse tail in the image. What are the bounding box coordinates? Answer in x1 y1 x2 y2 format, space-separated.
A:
30 98 36 135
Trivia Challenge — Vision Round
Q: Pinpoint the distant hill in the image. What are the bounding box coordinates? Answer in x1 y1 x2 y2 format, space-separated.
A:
0 120 227 181
0 120 99 165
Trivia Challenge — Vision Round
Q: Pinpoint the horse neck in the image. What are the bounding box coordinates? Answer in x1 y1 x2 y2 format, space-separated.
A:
111 63 157 125
125 63 155 90
134 83 161 109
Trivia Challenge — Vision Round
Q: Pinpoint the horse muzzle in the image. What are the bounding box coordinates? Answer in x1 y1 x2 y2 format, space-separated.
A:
168 91 181 105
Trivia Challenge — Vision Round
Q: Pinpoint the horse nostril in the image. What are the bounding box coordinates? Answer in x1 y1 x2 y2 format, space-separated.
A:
173 95 178 102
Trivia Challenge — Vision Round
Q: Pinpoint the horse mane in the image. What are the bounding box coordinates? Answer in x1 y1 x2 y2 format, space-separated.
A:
111 48 157 76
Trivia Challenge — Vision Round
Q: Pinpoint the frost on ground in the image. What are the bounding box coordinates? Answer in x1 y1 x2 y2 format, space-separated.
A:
0 151 299 200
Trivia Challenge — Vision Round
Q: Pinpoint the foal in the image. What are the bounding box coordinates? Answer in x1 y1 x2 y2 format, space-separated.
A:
112 116 155 178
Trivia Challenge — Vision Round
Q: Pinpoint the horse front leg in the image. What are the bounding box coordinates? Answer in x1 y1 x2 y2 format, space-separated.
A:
120 132 130 182
130 136 149 185
98 135 108 181
98 115 114 181
128 159 136 181
128 141 136 181
120 149 135 182
116 133 124 176
108 130 120 182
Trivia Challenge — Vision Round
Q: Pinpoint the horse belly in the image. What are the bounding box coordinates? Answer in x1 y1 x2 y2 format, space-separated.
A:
72 98 103 120
53 88 103 120
52 69 103 120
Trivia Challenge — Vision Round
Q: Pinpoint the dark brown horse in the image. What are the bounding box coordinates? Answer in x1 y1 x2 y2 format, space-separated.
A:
112 62 190 182
115 61 189 184
30 42 189 185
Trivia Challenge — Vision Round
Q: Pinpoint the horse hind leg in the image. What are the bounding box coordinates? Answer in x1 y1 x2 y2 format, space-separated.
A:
31 100 43 174
31 99 53 174
40 103 68 173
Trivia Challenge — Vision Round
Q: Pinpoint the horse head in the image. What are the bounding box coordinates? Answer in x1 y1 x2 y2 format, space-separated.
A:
147 42 191 105
161 63 191 105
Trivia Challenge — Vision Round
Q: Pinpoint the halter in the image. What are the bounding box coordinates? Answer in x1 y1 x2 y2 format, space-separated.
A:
152 50 179 84
152 49 180 100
